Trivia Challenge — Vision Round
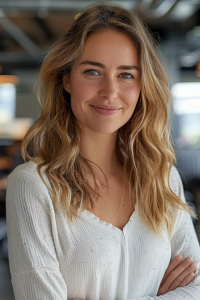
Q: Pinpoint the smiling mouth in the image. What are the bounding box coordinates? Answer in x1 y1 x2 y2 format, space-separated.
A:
90 105 122 110
90 105 122 116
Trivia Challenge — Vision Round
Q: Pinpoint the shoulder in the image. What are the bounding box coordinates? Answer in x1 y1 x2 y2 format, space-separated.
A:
169 164 182 186
7 160 47 189
8 160 41 180
168 166 190 235
169 164 185 203
6 161 51 210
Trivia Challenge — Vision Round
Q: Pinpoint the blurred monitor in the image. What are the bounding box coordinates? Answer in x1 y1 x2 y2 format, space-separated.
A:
0 83 16 124
172 82 200 147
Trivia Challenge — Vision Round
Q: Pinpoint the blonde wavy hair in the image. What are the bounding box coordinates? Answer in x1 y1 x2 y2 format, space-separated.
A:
22 3 196 237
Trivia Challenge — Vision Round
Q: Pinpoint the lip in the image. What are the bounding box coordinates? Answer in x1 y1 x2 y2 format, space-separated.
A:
90 105 122 116
91 105 122 110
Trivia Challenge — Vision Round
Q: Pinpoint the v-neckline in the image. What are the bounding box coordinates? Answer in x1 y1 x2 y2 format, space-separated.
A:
83 207 137 233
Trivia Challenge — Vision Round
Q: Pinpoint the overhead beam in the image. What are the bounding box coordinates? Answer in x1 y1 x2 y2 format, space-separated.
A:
139 0 153 9
0 52 44 70
0 9 42 59
0 1 137 11
143 0 178 18
34 17 54 40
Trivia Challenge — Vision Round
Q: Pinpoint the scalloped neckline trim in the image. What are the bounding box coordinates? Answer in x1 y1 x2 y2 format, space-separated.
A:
83 208 137 233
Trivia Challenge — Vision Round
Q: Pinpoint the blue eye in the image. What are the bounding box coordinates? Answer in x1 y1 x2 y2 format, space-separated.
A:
120 73 134 79
84 69 99 76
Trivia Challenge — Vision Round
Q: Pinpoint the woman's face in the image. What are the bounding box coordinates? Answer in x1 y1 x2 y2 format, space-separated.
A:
63 29 141 134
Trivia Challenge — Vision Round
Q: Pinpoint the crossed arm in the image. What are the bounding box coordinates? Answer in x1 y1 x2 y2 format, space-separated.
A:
127 167 200 299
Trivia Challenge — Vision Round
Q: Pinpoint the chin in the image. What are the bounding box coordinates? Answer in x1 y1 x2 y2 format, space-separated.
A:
76 118 125 135
87 124 121 135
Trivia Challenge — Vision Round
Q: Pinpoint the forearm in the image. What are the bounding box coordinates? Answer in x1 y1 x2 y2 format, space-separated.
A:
127 284 200 299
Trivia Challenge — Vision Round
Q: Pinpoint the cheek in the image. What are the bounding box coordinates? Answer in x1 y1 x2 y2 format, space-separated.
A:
70 95 82 119
70 81 96 120
69 80 86 111
122 84 141 108
71 78 98 104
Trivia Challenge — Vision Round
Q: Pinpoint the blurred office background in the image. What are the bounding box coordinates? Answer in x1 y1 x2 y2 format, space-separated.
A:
0 0 200 298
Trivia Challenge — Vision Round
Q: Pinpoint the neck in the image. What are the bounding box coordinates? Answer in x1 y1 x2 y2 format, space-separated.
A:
79 128 121 179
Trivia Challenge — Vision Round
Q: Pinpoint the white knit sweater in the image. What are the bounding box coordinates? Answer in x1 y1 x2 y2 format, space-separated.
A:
6 161 200 300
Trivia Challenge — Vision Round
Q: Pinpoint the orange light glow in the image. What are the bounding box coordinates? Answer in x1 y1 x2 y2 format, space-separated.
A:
0 75 19 85
196 61 200 77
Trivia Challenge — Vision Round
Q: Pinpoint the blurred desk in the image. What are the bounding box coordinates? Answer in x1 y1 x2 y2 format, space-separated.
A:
0 118 32 203
0 118 32 142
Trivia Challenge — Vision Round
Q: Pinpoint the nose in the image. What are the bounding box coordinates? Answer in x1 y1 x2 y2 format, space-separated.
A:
99 77 118 100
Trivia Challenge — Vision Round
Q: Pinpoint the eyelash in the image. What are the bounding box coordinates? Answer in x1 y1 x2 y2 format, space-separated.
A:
84 69 134 79
84 69 100 76
119 73 134 79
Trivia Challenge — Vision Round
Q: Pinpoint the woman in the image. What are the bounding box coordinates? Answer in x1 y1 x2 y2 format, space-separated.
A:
6 3 200 299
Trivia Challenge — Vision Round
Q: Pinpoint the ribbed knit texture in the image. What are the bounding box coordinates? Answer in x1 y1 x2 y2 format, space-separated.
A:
6 161 200 300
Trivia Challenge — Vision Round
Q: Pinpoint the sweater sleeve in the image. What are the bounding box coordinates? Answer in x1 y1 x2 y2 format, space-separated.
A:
128 165 200 300
6 167 68 300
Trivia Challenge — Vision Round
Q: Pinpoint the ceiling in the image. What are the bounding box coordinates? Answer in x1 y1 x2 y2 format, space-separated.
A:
0 0 200 72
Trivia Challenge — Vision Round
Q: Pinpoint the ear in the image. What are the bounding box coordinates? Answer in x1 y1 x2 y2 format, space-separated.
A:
63 73 71 93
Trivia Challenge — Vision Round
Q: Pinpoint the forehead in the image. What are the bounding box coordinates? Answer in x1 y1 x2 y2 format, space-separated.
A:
77 29 139 65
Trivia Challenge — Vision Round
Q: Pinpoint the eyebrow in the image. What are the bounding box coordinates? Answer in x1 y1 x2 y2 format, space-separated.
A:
79 60 139 71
